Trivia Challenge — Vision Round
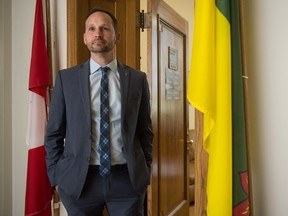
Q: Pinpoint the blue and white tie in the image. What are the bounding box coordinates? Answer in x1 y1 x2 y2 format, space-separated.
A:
99 67 111 176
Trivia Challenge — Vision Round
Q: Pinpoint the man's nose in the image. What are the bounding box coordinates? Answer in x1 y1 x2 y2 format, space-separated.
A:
94 29 102 38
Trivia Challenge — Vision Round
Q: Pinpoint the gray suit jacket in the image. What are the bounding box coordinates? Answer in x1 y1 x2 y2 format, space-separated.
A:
44 60 153 199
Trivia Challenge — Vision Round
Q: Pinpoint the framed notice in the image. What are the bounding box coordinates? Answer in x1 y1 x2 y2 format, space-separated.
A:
168 46 178 70
165 68 181 100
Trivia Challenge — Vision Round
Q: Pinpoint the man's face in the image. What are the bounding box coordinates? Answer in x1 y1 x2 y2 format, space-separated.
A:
83 12 120 54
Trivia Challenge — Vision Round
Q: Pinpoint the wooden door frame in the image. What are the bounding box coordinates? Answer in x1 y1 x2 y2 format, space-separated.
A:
147 1 189 215
67 0 88 67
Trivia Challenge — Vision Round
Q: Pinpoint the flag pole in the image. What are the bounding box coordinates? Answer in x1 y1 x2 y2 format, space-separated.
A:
193 0 208 215
239 0 254 215
194 110 208 215
44 0 60 215
45 0 53 101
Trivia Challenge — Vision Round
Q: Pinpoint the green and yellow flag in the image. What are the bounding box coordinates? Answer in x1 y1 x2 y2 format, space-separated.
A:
187 0 251 215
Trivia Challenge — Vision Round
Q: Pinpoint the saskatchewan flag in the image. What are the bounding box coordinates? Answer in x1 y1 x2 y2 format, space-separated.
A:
187 0 251 215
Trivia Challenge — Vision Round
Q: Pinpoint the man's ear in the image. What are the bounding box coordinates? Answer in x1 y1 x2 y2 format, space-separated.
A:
83 33 87 45
115 32 121 44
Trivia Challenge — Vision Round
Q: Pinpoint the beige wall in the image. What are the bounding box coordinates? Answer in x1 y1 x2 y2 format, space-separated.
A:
244 0 288 215
11 0 34 215
0 0 12 215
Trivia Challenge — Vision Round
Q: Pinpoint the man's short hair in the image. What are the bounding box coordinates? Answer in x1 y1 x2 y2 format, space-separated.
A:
86 8 118 32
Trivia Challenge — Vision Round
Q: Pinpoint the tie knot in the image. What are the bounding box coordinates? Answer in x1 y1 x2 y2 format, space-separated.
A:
100 67 110 76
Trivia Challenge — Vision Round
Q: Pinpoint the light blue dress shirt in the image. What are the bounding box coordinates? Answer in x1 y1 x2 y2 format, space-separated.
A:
89 58 126 165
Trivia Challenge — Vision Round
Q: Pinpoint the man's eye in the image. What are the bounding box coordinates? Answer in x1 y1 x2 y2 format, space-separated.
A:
89 27 95 31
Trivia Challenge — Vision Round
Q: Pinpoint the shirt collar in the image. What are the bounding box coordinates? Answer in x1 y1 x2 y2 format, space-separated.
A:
90 58 118 74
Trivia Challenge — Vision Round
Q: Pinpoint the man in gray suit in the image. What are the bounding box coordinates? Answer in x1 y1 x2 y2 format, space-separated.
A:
44 8 153 216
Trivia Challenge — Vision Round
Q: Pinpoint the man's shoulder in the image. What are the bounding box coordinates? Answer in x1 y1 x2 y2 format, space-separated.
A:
118 61 145 76
59 60 89 75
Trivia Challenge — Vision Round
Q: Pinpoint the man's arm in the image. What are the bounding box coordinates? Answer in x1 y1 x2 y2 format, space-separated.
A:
137 74 153 167
44 73 66 187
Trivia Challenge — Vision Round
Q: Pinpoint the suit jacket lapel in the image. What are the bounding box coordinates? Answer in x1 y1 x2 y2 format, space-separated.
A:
78 60 91 126
118 61 129 126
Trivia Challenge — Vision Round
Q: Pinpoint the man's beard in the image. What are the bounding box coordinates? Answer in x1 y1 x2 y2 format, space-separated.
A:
87 39 114 54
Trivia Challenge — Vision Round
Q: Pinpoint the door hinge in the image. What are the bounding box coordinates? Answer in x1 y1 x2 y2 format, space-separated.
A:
140 10 151 32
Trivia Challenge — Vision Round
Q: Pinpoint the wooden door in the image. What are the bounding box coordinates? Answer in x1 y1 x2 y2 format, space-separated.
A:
148 1 189 215
67 0 140 69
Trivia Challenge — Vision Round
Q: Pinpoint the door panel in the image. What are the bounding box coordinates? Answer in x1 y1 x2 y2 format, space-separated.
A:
148 0 189 215
159 20 188 216
67 0 140 69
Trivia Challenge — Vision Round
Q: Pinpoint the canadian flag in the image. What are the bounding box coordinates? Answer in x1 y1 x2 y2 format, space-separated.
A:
25 0 53 215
